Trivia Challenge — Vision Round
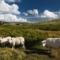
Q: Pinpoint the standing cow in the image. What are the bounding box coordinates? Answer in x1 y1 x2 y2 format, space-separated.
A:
0 36 11 47
41 38 60 53
8 37 25 49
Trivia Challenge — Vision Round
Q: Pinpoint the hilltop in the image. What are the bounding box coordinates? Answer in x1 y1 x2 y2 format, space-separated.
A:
0 19 60 25
35 19 60 25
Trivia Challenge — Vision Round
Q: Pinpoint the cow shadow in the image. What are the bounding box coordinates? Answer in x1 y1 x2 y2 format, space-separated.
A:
24 48 55 58
24 40 54 58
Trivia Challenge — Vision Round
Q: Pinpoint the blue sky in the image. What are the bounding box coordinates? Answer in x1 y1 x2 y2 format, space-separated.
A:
0 0 60 22
17 0 60 12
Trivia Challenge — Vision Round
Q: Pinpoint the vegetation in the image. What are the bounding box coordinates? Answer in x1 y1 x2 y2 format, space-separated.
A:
0 19 60 60
0 48 26 60
35 19 60 25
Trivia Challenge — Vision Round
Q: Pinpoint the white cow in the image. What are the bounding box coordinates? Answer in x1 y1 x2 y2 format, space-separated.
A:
0 36 11 47
41 38 60 53
8 37 25 49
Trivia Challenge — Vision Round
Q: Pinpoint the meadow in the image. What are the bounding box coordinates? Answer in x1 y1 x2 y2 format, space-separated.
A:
0 22 60 60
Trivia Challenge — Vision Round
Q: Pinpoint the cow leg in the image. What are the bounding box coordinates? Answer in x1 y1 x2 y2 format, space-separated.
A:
46 45 51 53
48 47 51 53
1 44 3 47
3 43 5 47
1 43 5 47
23 44 25 50
48 48 50 53
21 42 24 48
10 44 12 48
21 42 25 50
12 43 15 49
12 45 15 49
23 44 25 48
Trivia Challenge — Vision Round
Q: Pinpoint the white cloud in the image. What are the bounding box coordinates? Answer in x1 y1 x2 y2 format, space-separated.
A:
40 10 58 19
27 9 39 16
0 14 28 22
5 0 22 2
0 0 20 14
23 12 28 16
11 4 20 14
0 15 4 20
27 9 58 19
0 0 28 22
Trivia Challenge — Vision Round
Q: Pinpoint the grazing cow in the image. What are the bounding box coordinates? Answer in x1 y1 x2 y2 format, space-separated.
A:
8 37 25 49
0 36 11 47
41 38 60 53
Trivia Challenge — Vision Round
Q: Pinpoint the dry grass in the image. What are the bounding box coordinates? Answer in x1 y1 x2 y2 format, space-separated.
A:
38 30 60 37
0 47 26 60
51 49 60 58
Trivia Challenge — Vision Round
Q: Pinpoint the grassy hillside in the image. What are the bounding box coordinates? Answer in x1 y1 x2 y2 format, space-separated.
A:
0 19 60 25
0 19 60 60
35 19 60 25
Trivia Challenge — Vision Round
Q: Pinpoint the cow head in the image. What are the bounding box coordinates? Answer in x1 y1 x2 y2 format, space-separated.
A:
41 40 46 47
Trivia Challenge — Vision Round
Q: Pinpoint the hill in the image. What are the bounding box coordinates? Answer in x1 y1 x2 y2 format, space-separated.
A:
35 19 60 25
0 21 31 26
0 19 60 60
0 19 60 25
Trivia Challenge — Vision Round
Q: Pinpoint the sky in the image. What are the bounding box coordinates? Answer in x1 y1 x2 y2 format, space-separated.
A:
0 0 60 23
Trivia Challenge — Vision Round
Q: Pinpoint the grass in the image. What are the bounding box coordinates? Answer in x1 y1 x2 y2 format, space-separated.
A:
24 49 58 60
0 24 60 60
51 49 60 58
0 47 60 60
0 47 26 60
24 47 60 60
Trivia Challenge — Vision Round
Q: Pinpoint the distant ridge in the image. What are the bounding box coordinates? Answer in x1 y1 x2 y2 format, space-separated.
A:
35 19 60 25
0 21 30 25
0 19 60 25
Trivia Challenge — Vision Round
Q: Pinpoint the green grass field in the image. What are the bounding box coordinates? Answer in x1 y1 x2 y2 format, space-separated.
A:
0 19 60 60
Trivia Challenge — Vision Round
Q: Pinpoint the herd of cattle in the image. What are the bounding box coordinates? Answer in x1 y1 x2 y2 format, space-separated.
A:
0 36 60 52
0 36 25 49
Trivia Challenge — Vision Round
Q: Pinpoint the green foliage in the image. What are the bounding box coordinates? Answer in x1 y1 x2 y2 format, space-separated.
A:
0 21 60 60
0 24 59 49
0 25 49 40
0 25 49 49
0 20 60 60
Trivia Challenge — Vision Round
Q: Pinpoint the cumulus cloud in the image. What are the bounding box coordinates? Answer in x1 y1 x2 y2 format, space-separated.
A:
0 0 28 22
23 12 28 16
11 4 20 14
0 14 28 22
5 0 22 2
27 9 58 19
0 0 20 14
0 15 4 20
40 10 58 19
27 9 39 16
23 9 59 22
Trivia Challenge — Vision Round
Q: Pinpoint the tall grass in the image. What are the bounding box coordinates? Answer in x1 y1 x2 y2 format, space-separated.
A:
0 47 26 60
0 25 60 49
0 24 60 59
